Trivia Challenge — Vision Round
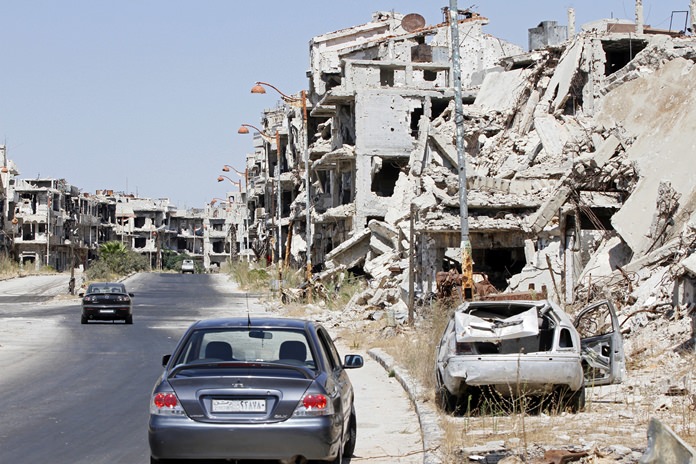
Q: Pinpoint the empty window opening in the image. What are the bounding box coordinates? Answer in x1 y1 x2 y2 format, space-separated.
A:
423 70 438 82
579 207 615 230
134 237 146 248
22 224 36 240
337 105 356 146
371 158 407 197
602 39 647 75
431 98 449 120
411 43 433 63
340 171 352 205
282 191 292 216
472 246 526 290
563 70 587 115
212 241 225 253
134 217 146 228
380 68 394 87
559 328 574 348
410 107 424 138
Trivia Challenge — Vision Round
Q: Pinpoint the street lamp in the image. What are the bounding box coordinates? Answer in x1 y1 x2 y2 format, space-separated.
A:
222 165 248 190
239 124 283 272
252 81 312 301
237 123 274 142
217 175 242 191
210 197 229 206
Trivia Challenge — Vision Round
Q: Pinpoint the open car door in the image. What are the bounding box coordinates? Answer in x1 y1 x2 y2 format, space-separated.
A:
574 299 625 386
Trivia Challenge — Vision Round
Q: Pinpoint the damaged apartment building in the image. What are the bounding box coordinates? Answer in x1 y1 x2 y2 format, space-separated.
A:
246 3 696 321
0 164 247 272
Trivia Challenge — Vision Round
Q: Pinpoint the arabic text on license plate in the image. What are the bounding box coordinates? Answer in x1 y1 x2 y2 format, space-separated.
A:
100 309 115 313
212 399 266 413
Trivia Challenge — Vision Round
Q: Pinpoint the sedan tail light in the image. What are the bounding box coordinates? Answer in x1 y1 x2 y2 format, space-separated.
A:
292 393 334 417
151 392 185 416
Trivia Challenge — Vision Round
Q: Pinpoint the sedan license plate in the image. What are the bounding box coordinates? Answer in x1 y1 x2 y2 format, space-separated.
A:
212 399 266 413
100 309 115 314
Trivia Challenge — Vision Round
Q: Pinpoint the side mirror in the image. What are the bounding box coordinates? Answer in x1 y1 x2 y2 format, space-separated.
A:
162 354 171 367
343 354 364 369
129 293 135 297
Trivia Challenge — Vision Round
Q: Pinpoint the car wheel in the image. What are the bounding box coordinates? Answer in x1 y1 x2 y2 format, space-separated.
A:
436 372 457 413
81 315 88 324
342 410 357 458
125 315 133 325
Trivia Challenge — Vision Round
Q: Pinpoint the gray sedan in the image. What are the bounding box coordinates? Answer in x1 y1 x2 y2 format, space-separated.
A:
148 317 363 463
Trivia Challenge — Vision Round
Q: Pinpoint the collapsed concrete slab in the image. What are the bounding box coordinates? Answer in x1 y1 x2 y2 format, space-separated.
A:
597 58 696 258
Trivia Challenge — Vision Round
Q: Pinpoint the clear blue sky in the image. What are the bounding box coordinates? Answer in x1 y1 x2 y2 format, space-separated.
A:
0 0 689 208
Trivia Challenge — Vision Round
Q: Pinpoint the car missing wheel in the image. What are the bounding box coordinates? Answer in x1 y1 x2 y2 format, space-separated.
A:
435 299 624 414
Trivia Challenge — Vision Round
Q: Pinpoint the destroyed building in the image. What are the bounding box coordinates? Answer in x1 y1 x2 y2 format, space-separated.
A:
242 4 696 335
0 170 248 273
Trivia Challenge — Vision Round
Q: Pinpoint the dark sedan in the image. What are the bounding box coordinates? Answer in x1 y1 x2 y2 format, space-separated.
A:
148 317 363 463
81 282 134 324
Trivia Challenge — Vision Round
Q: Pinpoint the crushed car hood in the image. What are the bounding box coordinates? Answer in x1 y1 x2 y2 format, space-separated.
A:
455 307 539 342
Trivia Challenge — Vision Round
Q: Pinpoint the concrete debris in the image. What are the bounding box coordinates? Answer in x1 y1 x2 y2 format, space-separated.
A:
640 418 696 463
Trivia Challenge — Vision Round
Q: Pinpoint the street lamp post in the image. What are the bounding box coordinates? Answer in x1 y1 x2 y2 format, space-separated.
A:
449 0 474 299
217 175 242 191
251 82 312 301
222 165 248 191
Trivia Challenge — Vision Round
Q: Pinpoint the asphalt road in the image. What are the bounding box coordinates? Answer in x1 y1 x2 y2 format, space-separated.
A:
0 273 422 464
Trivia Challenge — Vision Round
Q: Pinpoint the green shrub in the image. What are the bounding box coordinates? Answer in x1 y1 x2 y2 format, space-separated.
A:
226 261 271 291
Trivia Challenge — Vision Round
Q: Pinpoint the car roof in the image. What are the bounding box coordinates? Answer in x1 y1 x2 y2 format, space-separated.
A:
189 317 314 331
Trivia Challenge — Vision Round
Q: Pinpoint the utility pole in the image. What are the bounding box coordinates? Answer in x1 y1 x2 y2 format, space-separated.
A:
408 204 416 324
276 133 283 293
46 194 51 268
302 90 313 302
449 0 474 299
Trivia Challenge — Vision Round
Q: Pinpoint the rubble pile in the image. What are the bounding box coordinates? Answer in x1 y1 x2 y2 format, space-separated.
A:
254 7 696 461
309 18 696 364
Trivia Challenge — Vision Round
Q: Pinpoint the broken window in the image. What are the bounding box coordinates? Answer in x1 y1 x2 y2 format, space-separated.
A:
212 241 225 253
602 39 647 76
134 237 146 248
134 217 146 228
340 171 352 205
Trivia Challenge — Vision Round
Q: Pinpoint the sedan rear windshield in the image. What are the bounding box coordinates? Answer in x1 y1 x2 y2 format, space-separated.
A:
174 328 316 369
87 284 126 294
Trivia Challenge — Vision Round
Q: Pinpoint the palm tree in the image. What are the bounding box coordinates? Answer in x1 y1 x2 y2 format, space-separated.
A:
99 241 127 261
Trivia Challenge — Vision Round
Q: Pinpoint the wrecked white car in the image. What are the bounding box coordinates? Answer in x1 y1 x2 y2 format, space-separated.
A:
435 299 624 413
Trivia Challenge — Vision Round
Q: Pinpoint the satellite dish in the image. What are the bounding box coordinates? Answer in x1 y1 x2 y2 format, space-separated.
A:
402 13 426 33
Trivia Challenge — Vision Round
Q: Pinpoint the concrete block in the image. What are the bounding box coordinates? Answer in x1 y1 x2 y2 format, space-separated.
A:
640 418 696 463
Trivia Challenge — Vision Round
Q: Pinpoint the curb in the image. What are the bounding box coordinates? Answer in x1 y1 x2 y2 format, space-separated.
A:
367 348 444 464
